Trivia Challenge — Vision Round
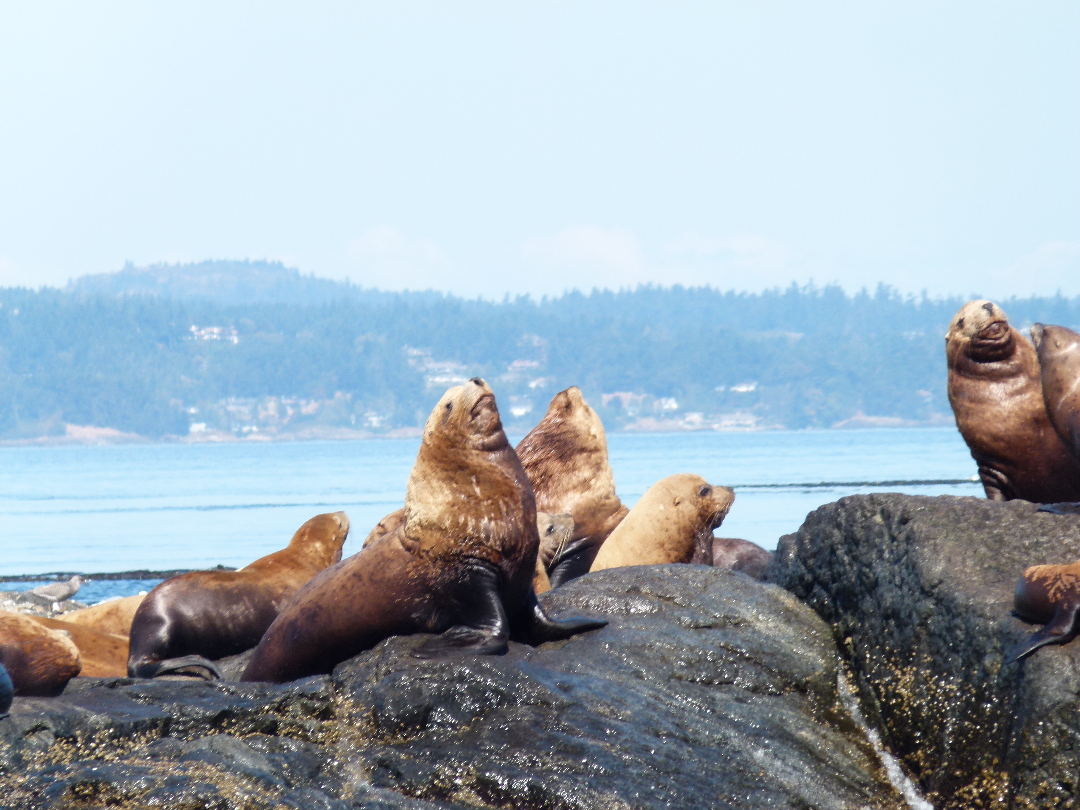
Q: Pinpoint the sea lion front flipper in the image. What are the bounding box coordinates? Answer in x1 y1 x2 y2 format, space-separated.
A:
1006 600 1080 663
1038 502 1080 515
547 537 602 588
131 655 222 681
978 466 1015 502
412 561 510 659
518 590 607 645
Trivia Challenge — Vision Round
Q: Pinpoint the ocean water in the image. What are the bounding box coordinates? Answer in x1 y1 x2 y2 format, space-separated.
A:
0 428 983 593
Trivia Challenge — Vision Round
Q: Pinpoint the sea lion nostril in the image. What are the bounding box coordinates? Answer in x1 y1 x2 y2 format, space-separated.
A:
982 302 995 313
470 377 483 386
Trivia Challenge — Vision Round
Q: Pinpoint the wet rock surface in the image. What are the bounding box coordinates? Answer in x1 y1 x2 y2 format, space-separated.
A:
771 493 1080 810
0 566 904 809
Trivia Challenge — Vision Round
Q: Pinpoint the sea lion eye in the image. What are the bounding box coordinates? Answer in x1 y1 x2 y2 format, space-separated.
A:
441 401 452 425
956 318 965 329
698 485 712 497
546 524 555 535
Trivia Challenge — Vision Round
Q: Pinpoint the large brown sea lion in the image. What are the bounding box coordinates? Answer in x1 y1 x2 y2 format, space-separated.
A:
28 616 128 678
242 379 606 684
1008 560 1080 662
1032 323 1080 465
128 511 350 679
590 474 735 572
534 512 574 594
0 661 13 718
0 611 81 696
945 300 1080 502
56 594 145 637
712 537 773 580
516 387 628 587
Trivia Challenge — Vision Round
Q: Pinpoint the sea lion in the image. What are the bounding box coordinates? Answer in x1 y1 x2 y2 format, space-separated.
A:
242 379 606 684
55 594 145 637
516 387 628 587
0 611 81 696
712 537 773 580
1032 323 1080 466
534 512 574 594
0 662 12 718
128 511 350 680
362 508 405 549
28 616 128 678
590 474 735 572
945 300 1080 502
1007 560 1080 662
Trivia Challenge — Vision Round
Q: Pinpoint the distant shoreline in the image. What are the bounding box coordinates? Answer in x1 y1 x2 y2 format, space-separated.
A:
0 416 956 448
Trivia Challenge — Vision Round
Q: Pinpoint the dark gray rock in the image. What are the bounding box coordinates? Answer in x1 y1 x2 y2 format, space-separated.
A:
0 566 905 809
770 493 1080 810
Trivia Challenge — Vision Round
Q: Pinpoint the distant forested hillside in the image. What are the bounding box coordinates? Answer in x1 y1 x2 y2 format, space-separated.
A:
2 261 1078 439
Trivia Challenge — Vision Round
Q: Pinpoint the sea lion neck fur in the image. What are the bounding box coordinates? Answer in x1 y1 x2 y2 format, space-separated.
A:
406 379 537 573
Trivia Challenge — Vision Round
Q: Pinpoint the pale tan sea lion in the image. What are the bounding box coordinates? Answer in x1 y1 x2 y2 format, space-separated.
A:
711 537 773 580
0 611 81 696
590 474 735 571
28 616 128 678
55 594 145 637
128 511 349 680
946 300 1080 502
242 379 606 684
516 387 628 587
362 508 405 549
534 512 574 594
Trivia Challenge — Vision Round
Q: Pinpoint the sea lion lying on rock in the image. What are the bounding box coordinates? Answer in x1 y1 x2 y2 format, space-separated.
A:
242 379 607 684
56 594 145 637
516 387 628 587
1008 560 1080 662
590 474 735 571
128 511 349 680
712 537 773 580
0 611 81 696
27 616 128 678
534 512 574 594
945 300 1080 502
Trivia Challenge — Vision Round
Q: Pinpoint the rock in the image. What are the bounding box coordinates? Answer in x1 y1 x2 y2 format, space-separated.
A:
0 566 905 809
770 493 1080 810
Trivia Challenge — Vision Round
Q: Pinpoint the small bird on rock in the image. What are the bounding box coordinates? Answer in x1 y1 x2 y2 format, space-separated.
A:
29 575 84 603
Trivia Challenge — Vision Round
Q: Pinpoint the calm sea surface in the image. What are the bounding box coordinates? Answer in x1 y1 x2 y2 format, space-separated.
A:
0 428 982 593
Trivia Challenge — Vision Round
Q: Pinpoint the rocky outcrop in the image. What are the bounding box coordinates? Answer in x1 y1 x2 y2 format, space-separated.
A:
771 494 1080 810
0 566 905 809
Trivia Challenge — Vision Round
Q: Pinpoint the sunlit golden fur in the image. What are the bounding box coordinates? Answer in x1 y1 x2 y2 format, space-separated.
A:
56 594 145 638
945 300 1080 502
0 611 82 696
29 616 128 678
590 474 735 571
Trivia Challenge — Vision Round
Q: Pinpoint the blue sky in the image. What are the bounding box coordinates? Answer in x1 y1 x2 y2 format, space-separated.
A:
0 2 1077 298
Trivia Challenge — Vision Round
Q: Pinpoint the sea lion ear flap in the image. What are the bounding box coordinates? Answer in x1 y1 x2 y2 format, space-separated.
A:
1006 599 1080 664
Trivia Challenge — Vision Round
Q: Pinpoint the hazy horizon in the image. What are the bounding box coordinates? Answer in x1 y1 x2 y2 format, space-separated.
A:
2 3 1077 300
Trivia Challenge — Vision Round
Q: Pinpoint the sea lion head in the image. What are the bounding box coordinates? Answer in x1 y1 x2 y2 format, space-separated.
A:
658 474 736 533
288 511 350 566
408 381 537 574
945 300 1015 364
1031 323 1080 362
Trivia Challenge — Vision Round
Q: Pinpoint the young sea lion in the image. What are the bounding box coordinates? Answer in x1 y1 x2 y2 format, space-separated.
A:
516 387 628 587
362 509 405 549
590 474 735 572
534 512 574 594
0 611 81 696
712 537 773 581
55 594 145 637
128 511 350 680
1007 560 1080 662
242 379 607 684
945 300 1080 502
0 661 13 718
28 616 128 678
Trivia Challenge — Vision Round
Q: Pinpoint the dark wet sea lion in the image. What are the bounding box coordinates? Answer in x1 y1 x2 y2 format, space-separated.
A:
590 474 735 571
0 661 13 718
56 594 145 637
516 387 628 587
1007 561 1080 662
128 511 349 679
712 537 773 580
534 512 574 594
945 300 1080 502
242 379 606 684
0 611 81 696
